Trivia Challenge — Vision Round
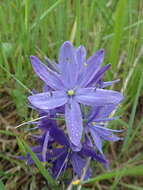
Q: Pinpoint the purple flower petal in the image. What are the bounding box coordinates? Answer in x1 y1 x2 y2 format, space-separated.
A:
92 125 122 142
28 91 68 110
94 117 118 122
37 115 55 130
31 146 42 153
42 131 49 162
94 125 123 133
50 125 70 147
88 104 117 123
76 45 86 75
27 153 43 165
70 143 82 152
42 84 51 92
58 41 78 88
30 56 64 90
52 148 67 159
80 146 107 164
76 88 124 106
84 135 93 147
52 151 68 178
89 127 103 153
71 153 83 177
79 49 104 87
71 153 91 179
100 79 120 88
44 56 59 73
87 64 111 87
65 99 82 146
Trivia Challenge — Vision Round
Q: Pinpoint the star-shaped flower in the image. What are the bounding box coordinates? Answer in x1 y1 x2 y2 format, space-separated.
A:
86 104 123 154
28 41 124 148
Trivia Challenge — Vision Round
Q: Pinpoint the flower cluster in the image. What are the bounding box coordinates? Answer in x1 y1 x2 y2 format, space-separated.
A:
20 41 124 180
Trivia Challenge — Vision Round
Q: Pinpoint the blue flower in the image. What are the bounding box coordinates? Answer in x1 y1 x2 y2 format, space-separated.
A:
85 104 123 154
22 121 108 180
28 41 124 148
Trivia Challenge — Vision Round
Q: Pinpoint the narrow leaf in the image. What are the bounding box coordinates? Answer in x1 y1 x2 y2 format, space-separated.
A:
81 165 143 185
0 180 6 190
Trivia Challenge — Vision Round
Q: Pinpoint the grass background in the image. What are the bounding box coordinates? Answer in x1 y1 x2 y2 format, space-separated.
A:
0 0 143 189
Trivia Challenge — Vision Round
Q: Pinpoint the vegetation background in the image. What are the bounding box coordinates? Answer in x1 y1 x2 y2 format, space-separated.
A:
0 0 143 189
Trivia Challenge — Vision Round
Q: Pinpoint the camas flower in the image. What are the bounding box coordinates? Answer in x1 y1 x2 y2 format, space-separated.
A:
21 120 108 180
85 104 123 154
28 41 124 148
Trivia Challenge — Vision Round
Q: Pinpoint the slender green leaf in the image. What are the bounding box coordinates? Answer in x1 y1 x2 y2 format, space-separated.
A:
128 117 143 147
82 165 143 185
31 0 63 30
25 0 30 32
122 74 143 151
121 183 143 190
103 19 143 41
110 0 127 71
76 0 81 46
0 130 18 137
17 137 27 156
0 64 32 94
0 180 6 190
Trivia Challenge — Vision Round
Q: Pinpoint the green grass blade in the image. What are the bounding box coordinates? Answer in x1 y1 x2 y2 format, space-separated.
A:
25 0 30 32
109 0 127 71
0 180 6 190
0 64 32 94
0 130 18 137
122 74 143 151
96 0 113 27
81 165 143 185
17 137 27 157
75 0 81 46
117 119 129 129
0 170 14 178
127 117 143 147
31 0 63 30
103 19 143 41
0 153 25 168
121 183 143 190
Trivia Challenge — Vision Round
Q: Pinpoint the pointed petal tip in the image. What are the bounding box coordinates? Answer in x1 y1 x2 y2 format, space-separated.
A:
30 55 34 59
27 95 32 103
106 63 111 68
30 55 38 61
61 41 73 47
77 45 86 50
93 48 105 58
30 56 41 65
100 48 104 53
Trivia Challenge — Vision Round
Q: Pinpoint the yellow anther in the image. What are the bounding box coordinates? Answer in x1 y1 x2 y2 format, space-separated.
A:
92 122 96 126
57 145 64 148
72 179 80 185
84 62 88 67
67 89 75 96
